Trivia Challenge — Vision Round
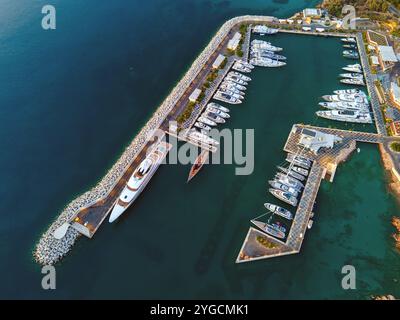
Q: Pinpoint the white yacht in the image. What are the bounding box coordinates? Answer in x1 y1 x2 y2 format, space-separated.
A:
232 61 252 73
322 93 368 104
268 180 299 197
316 110 372 123
341 37 356 43
319 101 369 111
340 78 365 86
218 87 244 99
251 50 286 61
222 80 247 91
251 39 283 52
214 91 242 104
253 25 279 35
194 122 211 131
198 116 217 127
340 73 363 80
219 83 245 96
228 71 251 82
203 111 226 124
225 75 248 86
275 173 304 190
250 57 286 67
109 142 172 223
206 106 230 118
286 153 312 168
188 130 219 146
269 188 298 207
207 102 230 113
264 203 293 220
333 88 364 95
342 64 362 73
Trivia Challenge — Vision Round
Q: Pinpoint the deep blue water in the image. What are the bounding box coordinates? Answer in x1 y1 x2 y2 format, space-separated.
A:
3 0 399 300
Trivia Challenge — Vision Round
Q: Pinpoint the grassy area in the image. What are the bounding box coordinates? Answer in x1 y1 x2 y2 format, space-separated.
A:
390 142 400 152
256 236 278 249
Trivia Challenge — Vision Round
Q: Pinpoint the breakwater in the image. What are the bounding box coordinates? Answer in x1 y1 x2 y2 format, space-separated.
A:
34 15 278 265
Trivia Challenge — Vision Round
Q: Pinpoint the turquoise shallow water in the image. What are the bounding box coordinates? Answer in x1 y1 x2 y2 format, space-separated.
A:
1 0 399 299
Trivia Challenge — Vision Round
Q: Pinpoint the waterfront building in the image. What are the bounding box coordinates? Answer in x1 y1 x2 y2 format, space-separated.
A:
390 121 400 136
212 54 226 69
298 128 342 155
367 30 389 47
377 46 398 71
189 88 202 103
227 32 241 51
302 8 322 18
390 81 400 109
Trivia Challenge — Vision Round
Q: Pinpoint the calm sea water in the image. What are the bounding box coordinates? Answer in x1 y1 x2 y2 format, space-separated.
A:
1 0 399 299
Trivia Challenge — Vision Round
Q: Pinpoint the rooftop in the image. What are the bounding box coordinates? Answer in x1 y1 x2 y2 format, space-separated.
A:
378 46 398 63
298 128 342 155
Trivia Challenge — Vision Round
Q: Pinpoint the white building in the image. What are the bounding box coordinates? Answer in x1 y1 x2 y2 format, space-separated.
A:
227 32 241 51
377 45 398 71
390 82 400 109
298 128 342 155
212 54 226 69
189 88 201 103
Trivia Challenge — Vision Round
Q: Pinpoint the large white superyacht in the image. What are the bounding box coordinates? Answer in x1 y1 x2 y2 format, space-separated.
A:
316 110 372 123
109 141 172 223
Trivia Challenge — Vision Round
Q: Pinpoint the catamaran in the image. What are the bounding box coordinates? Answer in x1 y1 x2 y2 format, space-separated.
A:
109 142 172 223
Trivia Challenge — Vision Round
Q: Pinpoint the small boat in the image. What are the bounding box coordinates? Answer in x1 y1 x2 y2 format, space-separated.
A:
232 61 252 73
187 150 209 183
222 80 247 91
203 111 226 124
333 88 363 95
225 75 248 86
286 153 311 169
194 122 211 131
291 165 308 177
343 50 359 59
251 220 285 239
341 37 356 43
264 203 293 220
275 172 305 189
213 91 242 105
188 130 219 146
277 166 306 181
342 64 362 73
228 71 252 82
198 116 217 127
307 220 313 229
339 73 363 80
343 44 356 49
340 78 365 86
206 106 230 118
268 180 299 197
269 188 298 206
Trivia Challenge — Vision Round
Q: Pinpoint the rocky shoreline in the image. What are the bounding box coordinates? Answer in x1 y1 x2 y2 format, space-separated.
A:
33 15 280 265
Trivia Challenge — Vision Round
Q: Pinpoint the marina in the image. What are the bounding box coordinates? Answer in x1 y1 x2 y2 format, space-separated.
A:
28 12 400 299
